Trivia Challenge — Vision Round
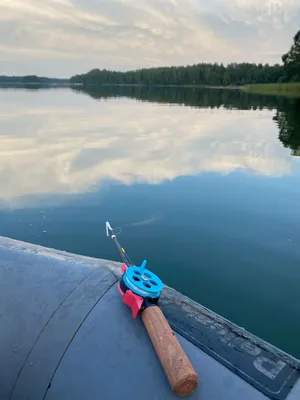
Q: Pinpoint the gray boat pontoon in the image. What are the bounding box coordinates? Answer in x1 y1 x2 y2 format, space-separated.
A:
1 236 299 399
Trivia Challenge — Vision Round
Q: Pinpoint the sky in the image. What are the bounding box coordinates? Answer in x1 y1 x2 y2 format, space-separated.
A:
0 0 299 78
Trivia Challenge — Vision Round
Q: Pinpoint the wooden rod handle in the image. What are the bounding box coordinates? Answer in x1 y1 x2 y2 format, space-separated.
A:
141 306 198 396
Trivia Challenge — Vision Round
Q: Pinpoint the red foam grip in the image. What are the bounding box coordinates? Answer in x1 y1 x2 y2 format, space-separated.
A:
123 290 143 318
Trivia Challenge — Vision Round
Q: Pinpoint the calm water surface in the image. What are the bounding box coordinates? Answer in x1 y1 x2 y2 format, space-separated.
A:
0 86 300 357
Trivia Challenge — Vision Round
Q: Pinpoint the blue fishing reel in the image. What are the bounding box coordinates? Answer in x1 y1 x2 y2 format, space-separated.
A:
120 260 164 304
122 260 164 300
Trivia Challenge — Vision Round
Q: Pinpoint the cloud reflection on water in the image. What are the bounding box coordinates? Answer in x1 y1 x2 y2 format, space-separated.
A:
0 89 297 207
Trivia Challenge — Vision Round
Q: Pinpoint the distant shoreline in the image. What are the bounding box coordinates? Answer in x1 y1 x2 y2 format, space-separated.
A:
0 82 70 87
241 83 300 97
0 75 70 87
1 81 300 98
72 82 300 97
71 82 241 89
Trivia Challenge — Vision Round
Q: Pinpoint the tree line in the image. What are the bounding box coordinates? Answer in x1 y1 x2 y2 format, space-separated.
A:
70 63 284 86
70 30 300 87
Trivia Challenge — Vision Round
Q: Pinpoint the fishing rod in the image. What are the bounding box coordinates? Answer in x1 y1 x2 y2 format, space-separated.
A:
105 222 133 267
106 221 198 397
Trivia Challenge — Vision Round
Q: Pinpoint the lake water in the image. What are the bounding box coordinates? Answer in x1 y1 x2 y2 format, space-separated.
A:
0 86 300 358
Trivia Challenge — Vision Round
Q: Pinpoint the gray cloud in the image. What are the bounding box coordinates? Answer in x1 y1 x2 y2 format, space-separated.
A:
0 0 299 76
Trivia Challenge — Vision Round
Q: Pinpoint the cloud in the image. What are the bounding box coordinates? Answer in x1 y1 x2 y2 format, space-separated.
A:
0 88 297 208
219 0 299 23
0 0 299 76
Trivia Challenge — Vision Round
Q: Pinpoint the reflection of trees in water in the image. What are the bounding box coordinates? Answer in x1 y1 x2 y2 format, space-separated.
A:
73 85 280 110
73 85 300 157
273 99 300 156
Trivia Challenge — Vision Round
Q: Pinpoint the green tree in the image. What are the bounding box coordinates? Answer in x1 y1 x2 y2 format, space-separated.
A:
282 30 300 81
22 75 41 84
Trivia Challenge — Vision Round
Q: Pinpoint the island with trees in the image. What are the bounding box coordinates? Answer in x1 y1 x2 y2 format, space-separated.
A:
0 75 69 87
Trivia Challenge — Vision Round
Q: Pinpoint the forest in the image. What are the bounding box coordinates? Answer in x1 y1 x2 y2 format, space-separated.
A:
70 63 284 86
70 30 300 87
